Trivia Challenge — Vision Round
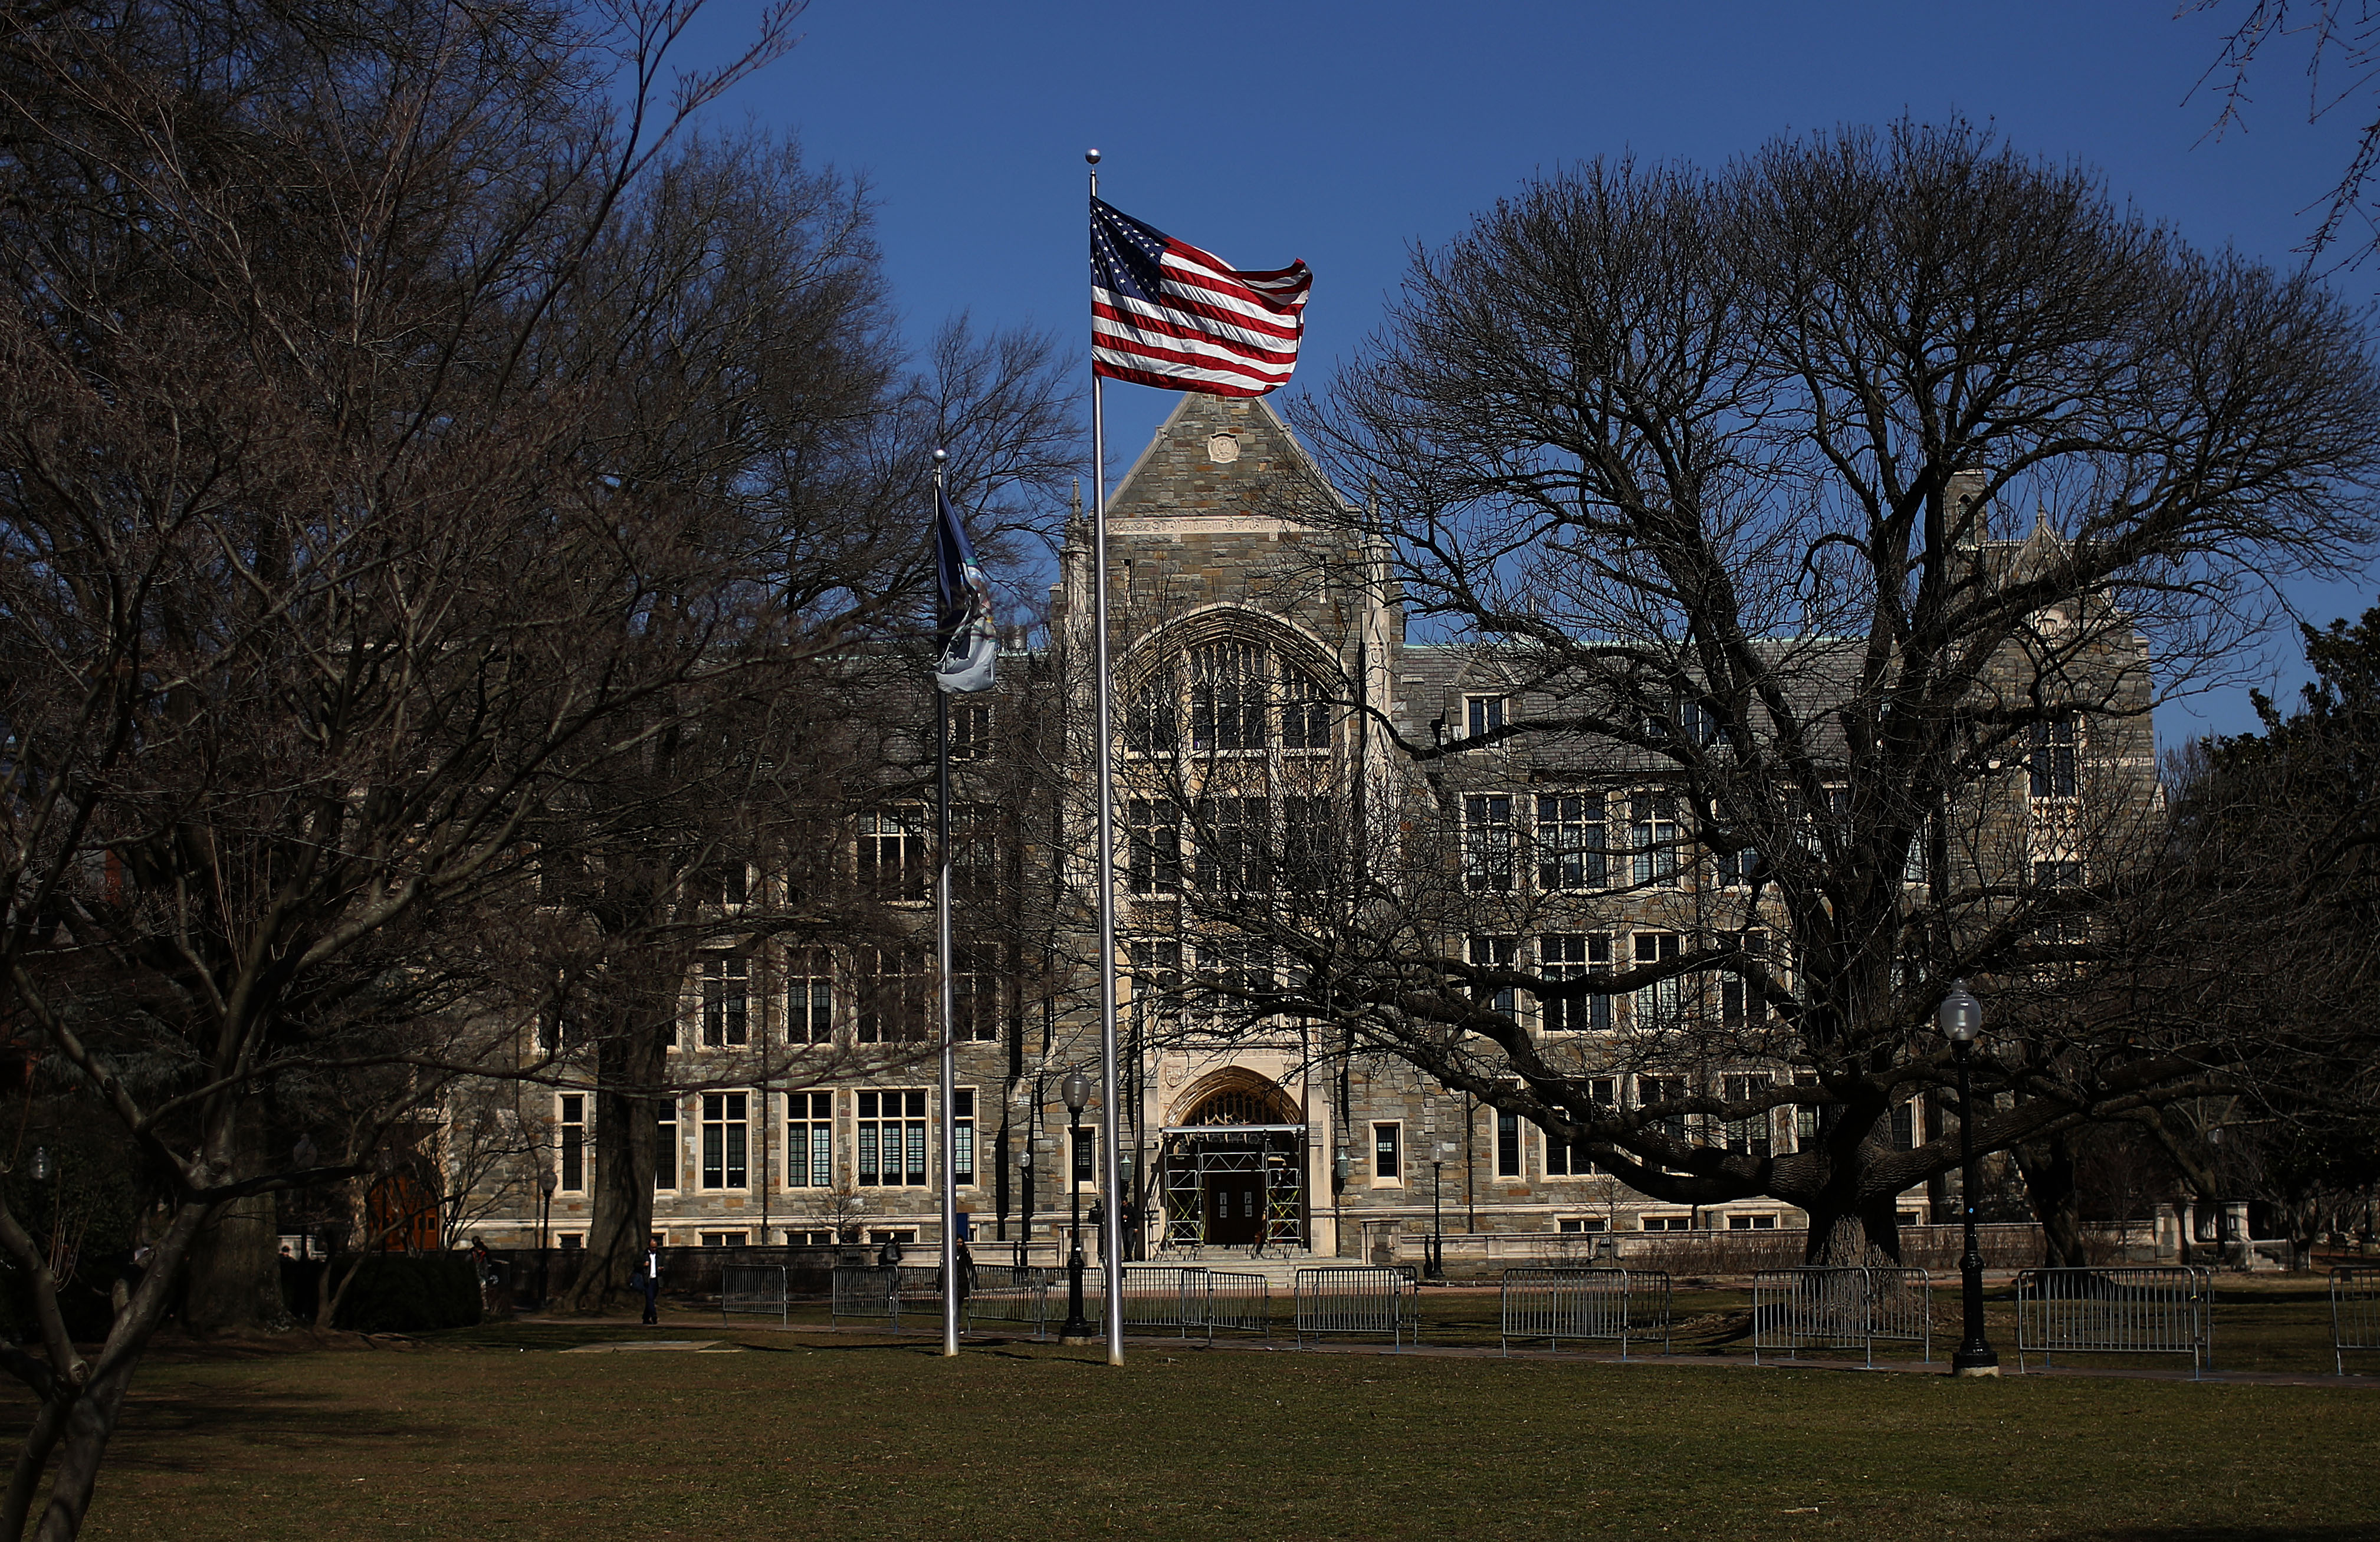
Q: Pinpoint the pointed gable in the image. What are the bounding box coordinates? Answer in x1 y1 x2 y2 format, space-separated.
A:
1106 392 1343 528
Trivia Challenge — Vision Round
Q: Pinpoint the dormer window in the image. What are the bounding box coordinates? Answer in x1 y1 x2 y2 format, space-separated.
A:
1466 694 1506 739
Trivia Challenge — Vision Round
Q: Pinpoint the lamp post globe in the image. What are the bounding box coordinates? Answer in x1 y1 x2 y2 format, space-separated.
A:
1939 980 2000 1376
1058 1071 1094 1344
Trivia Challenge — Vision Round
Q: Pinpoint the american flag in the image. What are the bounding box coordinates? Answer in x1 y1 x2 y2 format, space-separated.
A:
1091 198 1310 397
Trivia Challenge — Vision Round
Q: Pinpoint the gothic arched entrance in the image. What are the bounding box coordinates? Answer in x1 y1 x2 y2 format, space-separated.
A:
1160 1072 1304 1252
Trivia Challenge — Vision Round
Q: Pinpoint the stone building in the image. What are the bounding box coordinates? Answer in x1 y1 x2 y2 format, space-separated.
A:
473 389 2158 1267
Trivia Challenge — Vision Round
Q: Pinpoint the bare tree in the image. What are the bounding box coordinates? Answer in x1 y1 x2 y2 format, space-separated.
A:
1212 120 2380 1265
2193 0 2380 261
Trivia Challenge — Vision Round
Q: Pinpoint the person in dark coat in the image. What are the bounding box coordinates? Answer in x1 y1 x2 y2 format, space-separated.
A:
636 1245 662 1325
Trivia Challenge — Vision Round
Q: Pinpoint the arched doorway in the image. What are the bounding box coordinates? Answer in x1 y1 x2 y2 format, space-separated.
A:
1159 1073 1304 1252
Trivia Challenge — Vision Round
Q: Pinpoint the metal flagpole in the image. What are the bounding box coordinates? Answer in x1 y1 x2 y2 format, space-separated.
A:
934 448 960 1359
1086 149 1124 1366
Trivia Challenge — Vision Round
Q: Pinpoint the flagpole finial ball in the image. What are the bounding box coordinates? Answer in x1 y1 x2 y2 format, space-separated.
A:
932 448 947 463
1085 148 1101 165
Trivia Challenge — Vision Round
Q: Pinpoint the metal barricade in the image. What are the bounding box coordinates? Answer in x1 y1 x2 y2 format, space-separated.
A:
1751 1267 1934 1368
2332 1267 2380 1377
1499 1267 1672 1359
829 1264 942 1331
1117 1266 1209 1338
964 1265 1051 1340
1295 1265 1419 1350
721 1264 787 1326
2016 1267 2214 1379
1205 1271 1271 1340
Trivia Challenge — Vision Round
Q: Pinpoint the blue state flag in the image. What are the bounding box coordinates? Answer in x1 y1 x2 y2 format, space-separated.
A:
933 485 996 693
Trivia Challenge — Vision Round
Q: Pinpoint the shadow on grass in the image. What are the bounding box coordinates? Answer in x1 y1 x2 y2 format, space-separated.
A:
100 1391 460 1475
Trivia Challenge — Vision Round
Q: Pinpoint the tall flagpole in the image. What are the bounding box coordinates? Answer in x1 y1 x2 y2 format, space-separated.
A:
1086 149 1125 1366
934 448 960 1359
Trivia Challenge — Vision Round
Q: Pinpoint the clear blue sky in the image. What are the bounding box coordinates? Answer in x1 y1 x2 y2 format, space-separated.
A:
667 1 2377 745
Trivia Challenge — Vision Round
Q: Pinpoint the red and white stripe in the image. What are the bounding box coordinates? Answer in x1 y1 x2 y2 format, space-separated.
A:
1094 231 1311 398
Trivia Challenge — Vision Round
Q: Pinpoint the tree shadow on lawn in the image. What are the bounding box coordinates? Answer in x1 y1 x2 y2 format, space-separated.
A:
34 1390 461 1477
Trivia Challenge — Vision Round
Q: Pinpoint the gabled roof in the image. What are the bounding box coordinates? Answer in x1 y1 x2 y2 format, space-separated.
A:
1105 392 1346 525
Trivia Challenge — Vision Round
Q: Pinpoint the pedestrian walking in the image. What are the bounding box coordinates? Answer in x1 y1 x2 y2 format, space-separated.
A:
636 1243 661 1326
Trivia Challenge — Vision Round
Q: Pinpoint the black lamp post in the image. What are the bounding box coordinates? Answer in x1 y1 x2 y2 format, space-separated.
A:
1426 1141 1456 1281
1938 980 2000 1377
1016 1149 1033 1271
1058 1071 1094 1344
536 1165 557 1311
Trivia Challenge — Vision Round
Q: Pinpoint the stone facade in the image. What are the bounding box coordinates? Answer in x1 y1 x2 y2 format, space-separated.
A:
464 390 2157 1267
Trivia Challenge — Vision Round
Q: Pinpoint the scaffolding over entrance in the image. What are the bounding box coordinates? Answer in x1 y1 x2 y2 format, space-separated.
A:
1157 1123 1305 1254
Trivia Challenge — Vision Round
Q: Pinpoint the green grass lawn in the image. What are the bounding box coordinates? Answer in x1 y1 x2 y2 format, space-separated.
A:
31 1305 2380 1541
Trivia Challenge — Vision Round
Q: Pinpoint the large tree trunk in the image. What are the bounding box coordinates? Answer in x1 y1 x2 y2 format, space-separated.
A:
560 1012 664 1314
9 1198 211 1542
2013 1133 2088 1268
179 1103 283 1334
1803 1190 1907 1267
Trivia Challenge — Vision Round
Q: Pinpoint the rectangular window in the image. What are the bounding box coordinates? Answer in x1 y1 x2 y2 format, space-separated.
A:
787 1091 833 1188
701 1092 749 1189
953 945 1000 1043
1728 1213 1778 1231
1642 1214 1694 1232
654 1101 677 1191
2030 715 2080 799
949 702 991 762
1191 640 1266 750
559 1094 585 1192
1723 1073 1773 1158
858 948 926 1043
1127 798 1183 894
789 948 834 1046
1633 932 1682 1024
951 804 997 903
1793 1070 1821 1148
700 955 748 1047
1637 1074 1690 1142
1372 1122 1401 1181
1466 694 1506 739
859 809 928 900
699 1231 750 1247
1131 939 1182 1037
1194 934 1275 1024
1071 1125 1097 1186
1535 794 1607 891
1127 669 1181 754
1469 935 1517 1015
1890 1099 1921 1152
1538 933 1613 1033
857 1089 929 1186
2033 859 2084 890
1541 1121 1596 1177
1558 1216 1607 1234
1544 1080 1610 1176
953 1089 976 1186
1199 796 1271 893
1496 1110 1521 1178
698 862 749 908
1281 671 1332 751
1719 931 1768 1027
1630 792 1679 888
1282 794 1333 890
1716 845 1762 887
1463 794 1514 892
